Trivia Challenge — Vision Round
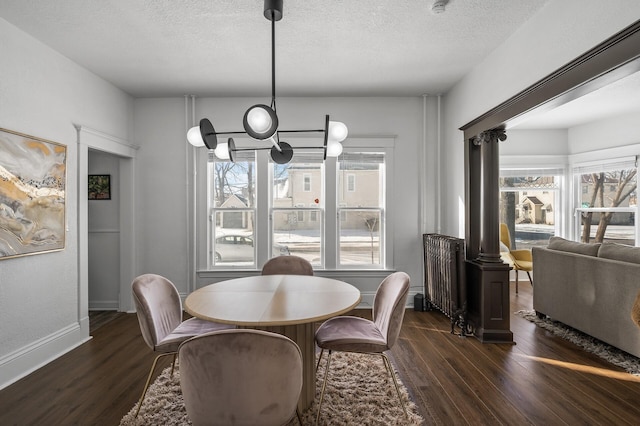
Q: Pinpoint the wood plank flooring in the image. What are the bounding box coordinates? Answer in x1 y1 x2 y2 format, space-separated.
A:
1 282 640 425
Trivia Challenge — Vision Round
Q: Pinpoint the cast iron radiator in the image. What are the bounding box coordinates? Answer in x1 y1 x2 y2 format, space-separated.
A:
423 233 471 336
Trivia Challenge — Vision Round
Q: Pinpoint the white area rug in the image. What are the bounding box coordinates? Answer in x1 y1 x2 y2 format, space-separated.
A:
515 310 640 376
120 351 425 425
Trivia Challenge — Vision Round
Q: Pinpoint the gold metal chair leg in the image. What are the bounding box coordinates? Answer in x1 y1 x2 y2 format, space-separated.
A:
315 350 332 426
381 353 408 418
315 348 324 372
515 271 519 294
134 352 175 418
169 353 177 377
526 271 533 286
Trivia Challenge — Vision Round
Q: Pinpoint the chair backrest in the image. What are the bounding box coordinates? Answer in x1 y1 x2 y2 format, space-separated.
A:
179 329 303 426
261 255 314 276
372 271 410 349
131 273 182 350
500 223 512 251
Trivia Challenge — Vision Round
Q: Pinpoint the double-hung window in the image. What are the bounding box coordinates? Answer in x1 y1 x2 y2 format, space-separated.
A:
207 151 257 267
337 152 385 267
204 138 392 271
271 154 324 266
499 167 563 250
572 157 637 245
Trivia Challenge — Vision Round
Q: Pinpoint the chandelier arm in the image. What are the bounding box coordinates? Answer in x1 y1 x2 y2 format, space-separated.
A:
209 131 248 135
277 129 325 133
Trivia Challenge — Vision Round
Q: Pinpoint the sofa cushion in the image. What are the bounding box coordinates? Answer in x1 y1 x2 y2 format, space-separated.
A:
598 242 640 264
547 236 600 256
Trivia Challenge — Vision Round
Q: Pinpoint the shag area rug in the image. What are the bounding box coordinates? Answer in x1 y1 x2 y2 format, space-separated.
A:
120 351 425 425
515 310 640 376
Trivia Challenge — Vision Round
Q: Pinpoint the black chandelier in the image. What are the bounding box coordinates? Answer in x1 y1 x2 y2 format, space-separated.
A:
187 0 348 164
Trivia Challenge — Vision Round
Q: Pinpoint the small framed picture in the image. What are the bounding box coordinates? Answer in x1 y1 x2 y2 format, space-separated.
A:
88 175 111 200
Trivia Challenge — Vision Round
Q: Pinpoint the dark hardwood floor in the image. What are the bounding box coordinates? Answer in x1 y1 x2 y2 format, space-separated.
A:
1 282 640 425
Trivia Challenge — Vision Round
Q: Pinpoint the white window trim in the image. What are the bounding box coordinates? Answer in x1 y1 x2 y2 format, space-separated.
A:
499 156 568 239
196 136 395 274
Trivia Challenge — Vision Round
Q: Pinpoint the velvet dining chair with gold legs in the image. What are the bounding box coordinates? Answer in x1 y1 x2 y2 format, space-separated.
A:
131 273 234 418
261 255 314 276
314 271 410 424
179 329 303 426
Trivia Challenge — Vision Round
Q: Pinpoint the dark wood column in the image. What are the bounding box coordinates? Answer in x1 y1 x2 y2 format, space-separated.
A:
465 129 513 344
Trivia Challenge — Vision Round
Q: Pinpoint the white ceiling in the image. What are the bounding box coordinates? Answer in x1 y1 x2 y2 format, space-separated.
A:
0 0 551 98
3 0 638 130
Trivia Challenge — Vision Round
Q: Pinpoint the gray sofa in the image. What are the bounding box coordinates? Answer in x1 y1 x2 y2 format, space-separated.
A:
532 237 640 358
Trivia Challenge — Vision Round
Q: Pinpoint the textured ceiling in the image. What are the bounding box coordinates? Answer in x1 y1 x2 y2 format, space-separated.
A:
0 0 551 98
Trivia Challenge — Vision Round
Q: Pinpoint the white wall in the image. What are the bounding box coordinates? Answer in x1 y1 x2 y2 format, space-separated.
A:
501 129 569 156
440 0 640 238
0 18 133 388
133 96 434 303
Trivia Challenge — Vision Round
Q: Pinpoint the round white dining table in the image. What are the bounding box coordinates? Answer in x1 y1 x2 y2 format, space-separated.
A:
184 274 361 411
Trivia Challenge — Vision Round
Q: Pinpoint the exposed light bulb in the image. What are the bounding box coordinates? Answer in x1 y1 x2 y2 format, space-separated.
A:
326 141 343 157
328 121 348 142
214 142 230 160
247 107 273 133
187 126 205 147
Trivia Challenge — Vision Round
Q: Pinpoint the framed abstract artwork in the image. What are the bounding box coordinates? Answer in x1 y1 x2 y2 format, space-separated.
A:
88 175 111 200
0 127 67 260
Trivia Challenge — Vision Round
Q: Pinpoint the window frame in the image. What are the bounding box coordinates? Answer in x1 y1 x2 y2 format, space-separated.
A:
197 136 395 272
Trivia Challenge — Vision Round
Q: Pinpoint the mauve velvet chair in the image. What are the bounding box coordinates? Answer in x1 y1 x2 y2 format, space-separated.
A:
261 255 314 276
131 273 234 418
179 329 303 426
314 271 410 424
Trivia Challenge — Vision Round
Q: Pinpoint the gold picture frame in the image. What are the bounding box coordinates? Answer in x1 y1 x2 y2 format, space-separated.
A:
0 127 67 260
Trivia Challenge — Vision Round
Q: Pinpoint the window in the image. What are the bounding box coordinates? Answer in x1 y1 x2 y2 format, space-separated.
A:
499 168 563 250
204 137 393 271
573 157 637 245
347 174 356 192
338 152 385 267
272 158 323 266
208 154 256 267
303 174 311 192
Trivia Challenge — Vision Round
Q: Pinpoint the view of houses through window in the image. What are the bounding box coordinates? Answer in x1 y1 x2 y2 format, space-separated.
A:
499 172 559 251
500 157 638 251
207 150 387 269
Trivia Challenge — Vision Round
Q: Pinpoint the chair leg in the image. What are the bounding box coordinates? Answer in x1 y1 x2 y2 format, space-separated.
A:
169 353 177 377
526 271 533 286
515 271 519 294
381 353 408 419
315 348 324 372
134 352 175 418
315 350 333 426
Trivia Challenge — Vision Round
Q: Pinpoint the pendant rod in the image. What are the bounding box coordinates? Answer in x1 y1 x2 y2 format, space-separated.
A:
271 16 276 111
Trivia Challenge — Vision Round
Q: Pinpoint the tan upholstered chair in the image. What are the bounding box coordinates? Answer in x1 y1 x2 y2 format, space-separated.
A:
500 223 533 293
314 271 410 424
179 329 303 426
131 273 234 418
261 255 314 276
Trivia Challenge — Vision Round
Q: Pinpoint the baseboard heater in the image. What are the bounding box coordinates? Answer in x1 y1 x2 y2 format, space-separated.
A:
423 233 471 336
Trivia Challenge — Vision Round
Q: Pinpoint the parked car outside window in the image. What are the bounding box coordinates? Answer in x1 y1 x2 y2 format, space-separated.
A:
214 234 289 262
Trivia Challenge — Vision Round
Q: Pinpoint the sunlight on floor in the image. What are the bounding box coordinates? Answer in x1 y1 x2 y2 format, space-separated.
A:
516 353 640 382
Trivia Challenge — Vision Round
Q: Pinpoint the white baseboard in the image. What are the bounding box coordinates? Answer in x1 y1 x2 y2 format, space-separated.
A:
0 319 91 390
88 300 119 310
